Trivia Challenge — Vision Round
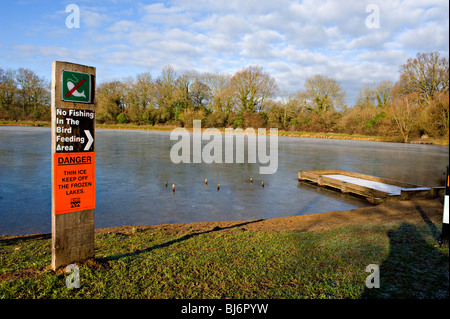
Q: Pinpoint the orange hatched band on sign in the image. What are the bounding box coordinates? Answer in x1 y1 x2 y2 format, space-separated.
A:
54 152 95 215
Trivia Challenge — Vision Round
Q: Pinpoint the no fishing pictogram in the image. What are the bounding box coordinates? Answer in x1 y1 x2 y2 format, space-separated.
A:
62 70 92 103
65 78 85 98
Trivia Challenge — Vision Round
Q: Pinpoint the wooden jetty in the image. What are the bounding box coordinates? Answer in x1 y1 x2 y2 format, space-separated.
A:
298 170 439 204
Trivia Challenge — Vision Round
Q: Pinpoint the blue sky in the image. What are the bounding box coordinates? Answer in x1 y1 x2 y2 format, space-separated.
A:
1 0 449 104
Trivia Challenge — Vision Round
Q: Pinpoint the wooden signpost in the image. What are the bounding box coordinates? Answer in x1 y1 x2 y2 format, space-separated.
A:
51 61 96 270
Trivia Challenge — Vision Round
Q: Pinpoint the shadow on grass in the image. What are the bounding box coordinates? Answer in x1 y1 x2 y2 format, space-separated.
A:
0 233 51 246
97 219 264 263
362 212 449 298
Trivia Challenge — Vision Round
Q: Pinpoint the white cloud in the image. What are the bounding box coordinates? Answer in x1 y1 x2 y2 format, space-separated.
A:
398 21 449 51
206 14 254 39
239 30 284 59
81 7 112 29
139 2 194 27
347 31 392 50
108 20 135 33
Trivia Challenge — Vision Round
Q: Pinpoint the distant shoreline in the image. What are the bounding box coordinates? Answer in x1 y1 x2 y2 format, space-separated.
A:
1 120 448 145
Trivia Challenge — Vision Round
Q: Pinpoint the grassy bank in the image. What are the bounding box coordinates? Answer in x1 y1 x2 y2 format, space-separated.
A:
0 120 50 127
1 200 448 299
1 120 448 145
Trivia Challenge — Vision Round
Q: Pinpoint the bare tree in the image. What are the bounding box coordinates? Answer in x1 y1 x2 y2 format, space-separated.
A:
230 65 278 112
189 79 211 111
302 74 346 114
398 52 449 105
419 91 449 138
126 72 156 123
356 84 377 109
15 68 49 117
175 71 195 109
202 72 233 114
95 81 127 123
388 92 419 143
356 81 393 109
267 95 298 129
155 64 177 112
170 70 211 113
375 80 393 108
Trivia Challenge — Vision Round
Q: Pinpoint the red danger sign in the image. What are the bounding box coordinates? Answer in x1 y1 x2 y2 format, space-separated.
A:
54 152 95 215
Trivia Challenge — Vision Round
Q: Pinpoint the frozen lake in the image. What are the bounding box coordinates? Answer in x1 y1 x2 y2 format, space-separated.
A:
0 126 448 235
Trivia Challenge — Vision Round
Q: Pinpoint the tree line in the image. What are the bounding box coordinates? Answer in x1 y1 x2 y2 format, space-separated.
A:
1 52 448 142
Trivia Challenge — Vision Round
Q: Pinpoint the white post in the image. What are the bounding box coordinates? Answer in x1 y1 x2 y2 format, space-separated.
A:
439 166 449 246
